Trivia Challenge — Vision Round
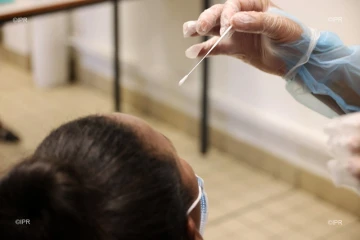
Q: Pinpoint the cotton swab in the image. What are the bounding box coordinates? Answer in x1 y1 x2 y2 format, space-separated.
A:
179 26 233 86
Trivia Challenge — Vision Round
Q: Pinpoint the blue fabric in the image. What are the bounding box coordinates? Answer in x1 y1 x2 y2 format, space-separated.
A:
0 0 15 4
267 8 360 116
196 175 208 235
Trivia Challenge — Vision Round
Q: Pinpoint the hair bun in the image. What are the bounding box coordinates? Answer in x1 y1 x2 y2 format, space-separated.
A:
0 158 98 239
0 159 80 217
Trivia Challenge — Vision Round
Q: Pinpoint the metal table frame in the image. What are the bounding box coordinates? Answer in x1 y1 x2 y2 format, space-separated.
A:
0 0 211 154
201 0 210 154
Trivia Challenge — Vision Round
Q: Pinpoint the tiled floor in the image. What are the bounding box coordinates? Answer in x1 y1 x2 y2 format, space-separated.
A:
1 62 360 239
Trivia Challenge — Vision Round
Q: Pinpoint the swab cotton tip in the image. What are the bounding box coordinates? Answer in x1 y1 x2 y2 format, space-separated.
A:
179 75 188 86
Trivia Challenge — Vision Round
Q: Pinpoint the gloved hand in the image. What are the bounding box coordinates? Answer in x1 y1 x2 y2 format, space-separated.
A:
183 0 360 117
183 0 303 76
325 113 360 181
324 113 360 194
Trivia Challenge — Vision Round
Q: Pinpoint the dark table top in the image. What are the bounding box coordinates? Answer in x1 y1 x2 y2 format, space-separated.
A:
0 0 110 23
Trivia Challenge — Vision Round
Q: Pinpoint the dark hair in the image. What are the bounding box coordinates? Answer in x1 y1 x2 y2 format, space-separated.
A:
0 115 192 240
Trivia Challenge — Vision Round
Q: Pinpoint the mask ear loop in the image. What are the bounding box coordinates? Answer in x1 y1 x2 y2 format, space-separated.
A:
186 186 202 215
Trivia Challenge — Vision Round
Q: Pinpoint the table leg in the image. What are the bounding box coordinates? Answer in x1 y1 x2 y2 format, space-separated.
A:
200 0 210 154
113 0 120 112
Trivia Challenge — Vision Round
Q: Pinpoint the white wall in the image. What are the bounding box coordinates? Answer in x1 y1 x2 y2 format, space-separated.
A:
3 0 360 177
2 22 30 55
1 0 32 55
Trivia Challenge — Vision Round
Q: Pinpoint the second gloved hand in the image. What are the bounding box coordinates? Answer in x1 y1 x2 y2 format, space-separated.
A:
325 112 360 193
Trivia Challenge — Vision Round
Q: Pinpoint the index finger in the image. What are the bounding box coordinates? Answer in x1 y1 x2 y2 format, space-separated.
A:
196 4 223 35
220 0 241 35
220 0 271 35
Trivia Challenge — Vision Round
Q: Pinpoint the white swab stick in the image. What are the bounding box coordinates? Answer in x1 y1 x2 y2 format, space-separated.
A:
179 26 232 86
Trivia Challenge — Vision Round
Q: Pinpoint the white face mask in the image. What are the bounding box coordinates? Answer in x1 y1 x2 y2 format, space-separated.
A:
186 175 208 235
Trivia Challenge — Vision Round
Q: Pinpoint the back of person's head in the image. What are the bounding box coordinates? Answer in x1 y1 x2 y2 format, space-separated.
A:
0 115 196 240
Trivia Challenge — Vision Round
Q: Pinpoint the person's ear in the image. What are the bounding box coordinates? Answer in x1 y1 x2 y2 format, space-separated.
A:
186 216 203 240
